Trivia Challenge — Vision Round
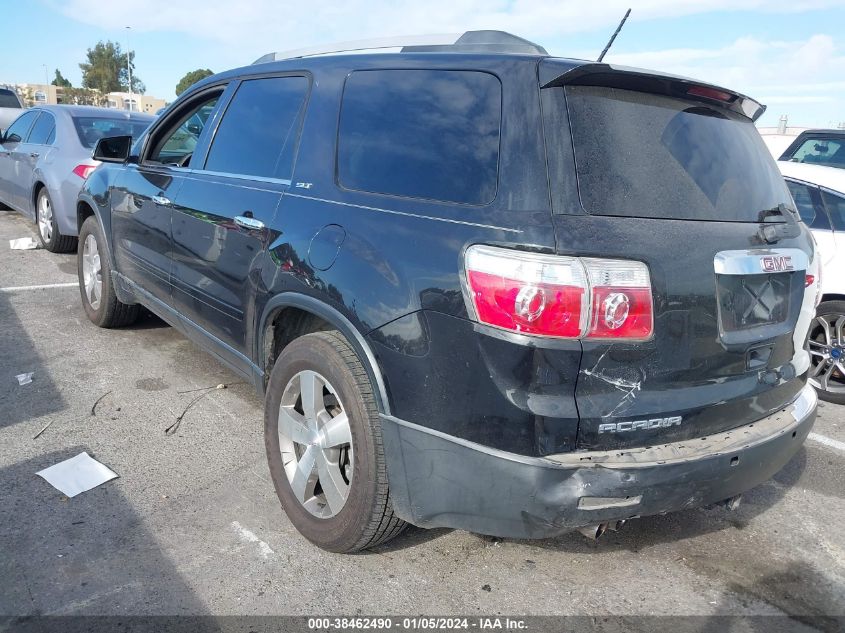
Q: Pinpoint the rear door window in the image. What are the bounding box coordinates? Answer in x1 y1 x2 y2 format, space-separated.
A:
560 86 793 221
785 180 830 230
822 190 845 230
337 69 501 205
27 112 56 145
204 76 308 179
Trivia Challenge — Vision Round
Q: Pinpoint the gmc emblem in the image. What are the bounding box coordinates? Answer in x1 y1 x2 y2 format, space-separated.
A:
761 255 794 272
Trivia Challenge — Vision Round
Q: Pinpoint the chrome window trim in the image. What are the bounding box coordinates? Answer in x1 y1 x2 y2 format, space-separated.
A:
184 168 291 187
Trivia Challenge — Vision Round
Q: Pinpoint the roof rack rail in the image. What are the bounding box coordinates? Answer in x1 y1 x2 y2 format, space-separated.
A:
253 30 547 64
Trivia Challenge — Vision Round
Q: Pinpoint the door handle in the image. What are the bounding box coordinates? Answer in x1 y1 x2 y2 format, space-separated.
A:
152 195 171 206
29 152 39 159
234 215 265 230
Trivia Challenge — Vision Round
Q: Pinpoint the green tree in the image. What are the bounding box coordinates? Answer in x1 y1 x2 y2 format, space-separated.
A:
58 87 107 106
175 69 214 96
79 40 145 94
51 69 72 88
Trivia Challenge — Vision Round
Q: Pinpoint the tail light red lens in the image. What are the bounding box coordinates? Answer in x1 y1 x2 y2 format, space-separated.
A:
464 246 653 341
72 164 98 180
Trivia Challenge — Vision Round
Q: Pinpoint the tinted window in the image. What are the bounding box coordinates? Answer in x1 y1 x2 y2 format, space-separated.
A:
562 86 792 221
205 76 308 178
3 111 39 143
822 190 845 230
786 180 830 230
786 137 845 169
338 70 501 205
27 112 56 145
0 89 20 108
74 117 152 149
149 97 218 164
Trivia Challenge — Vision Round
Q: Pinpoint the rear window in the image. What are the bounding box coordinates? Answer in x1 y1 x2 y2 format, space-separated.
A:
562 86 792 222
337 69 501 206
0 89 20 108
73 117 151 149
784 136 845 169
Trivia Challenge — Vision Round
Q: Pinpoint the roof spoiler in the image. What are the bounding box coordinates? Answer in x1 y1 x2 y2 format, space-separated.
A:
539 61 766 122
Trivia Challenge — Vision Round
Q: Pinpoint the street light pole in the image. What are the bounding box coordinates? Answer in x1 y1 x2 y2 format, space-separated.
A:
125 26 133 111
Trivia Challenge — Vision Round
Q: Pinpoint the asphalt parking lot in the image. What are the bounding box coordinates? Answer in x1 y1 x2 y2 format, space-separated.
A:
0 208 843 627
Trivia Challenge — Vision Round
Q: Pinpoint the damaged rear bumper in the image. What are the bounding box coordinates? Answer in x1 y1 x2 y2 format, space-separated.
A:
381 384 817 539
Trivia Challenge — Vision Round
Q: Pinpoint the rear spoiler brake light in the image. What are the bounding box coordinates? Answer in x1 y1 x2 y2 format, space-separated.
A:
539 61 765 121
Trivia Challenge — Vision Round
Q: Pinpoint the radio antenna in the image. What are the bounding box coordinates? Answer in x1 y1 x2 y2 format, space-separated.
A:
597 8 631 62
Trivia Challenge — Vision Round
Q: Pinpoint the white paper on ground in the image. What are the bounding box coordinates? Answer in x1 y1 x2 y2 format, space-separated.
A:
9 237 38 250
15 372 34 385
36 452 119 498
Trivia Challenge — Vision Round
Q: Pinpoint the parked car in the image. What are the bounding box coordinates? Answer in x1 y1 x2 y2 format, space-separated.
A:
779 129 845 170
779 161 845 403
77 30 820 552
0 86 24 134
0 105 153 252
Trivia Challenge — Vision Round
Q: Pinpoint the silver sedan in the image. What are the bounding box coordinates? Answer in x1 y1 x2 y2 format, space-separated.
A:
0 105 153 252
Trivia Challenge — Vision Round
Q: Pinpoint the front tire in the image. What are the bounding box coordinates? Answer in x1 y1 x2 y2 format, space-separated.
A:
36 188 76 253
808 300 845 405
264 330 407 553
77 216 139 328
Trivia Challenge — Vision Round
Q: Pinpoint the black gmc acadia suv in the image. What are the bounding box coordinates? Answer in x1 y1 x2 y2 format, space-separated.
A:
77 31 821 552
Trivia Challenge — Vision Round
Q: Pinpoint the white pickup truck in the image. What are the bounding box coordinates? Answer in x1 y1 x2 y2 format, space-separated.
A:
0 86 24 134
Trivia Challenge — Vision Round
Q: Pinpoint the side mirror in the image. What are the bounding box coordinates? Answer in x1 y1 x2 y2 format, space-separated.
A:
93 135 132 163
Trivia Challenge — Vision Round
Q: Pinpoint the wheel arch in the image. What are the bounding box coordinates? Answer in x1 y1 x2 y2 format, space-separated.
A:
257 293 391 415
76 194 116 269
820 294 845 305
31 180 47 217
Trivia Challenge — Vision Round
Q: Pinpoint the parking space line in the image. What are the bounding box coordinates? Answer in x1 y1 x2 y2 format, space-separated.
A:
0 282 77 293
808 432 845 453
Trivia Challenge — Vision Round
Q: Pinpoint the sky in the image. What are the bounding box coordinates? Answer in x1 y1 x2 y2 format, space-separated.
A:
1 0 844 128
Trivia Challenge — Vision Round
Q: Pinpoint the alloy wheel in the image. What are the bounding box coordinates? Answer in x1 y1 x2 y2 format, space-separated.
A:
81 234 102 310
38 192 53 243
808 313 845 395
278 370 353 518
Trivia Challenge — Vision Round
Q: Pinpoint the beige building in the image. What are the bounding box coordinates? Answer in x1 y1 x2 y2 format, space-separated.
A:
104 91 166 114
10 83 166 113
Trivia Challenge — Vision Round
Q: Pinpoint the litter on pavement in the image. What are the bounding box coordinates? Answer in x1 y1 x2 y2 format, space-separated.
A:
15 372 34 385
9 237 38 250
36 452 119 498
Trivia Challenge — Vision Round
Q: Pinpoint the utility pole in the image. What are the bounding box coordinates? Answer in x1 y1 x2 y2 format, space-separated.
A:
42 64 48 86
125 26 133 111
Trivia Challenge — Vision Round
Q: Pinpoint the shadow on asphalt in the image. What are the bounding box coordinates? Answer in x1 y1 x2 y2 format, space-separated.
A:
0 447 214 619
0 291 66 429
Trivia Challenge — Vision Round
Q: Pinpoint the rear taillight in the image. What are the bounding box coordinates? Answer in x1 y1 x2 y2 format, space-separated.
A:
464 245 653 341
72 164 98 180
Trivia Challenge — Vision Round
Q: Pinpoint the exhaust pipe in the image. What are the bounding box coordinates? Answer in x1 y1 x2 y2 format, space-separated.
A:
577 524 607 540
577 519 627 540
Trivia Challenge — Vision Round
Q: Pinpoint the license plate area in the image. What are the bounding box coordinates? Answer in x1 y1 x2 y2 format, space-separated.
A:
716 273 790 331
713 248 807 348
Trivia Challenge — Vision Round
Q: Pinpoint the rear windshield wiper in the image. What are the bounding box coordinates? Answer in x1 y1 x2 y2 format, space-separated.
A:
758 203 800 243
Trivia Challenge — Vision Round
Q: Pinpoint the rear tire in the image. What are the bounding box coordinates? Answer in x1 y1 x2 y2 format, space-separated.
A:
36 188 76 253
264 330 407 553
77 216 139 328
808 300 845 405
